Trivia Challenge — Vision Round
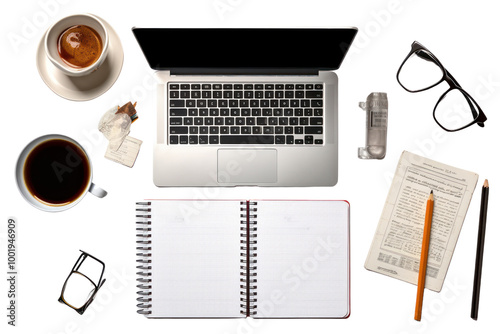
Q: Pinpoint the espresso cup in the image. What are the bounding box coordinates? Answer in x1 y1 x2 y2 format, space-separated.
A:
16 134 107 212
44 13 109 77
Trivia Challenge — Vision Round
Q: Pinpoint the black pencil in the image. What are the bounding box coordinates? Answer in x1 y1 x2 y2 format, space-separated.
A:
471 179 489 320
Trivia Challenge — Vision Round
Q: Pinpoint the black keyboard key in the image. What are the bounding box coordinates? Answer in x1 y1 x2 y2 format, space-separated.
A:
189 135 198 144
194 117 203 125
199 109 208 117
170 108 187 116
294 127 304 134
221 109 230 116
300 117 309 125
170 91 179 98
213 84 222 90
295 139 304 144
295 91 304 98
204 118 214 125
202 84 211 90
234 84 243 90
241 109 251 116
223 84 233 90
241 126 251 134
306 91 323 98
265 84 274 90
285 84 294 90
295 84 304 89
202 91 211 98
246 117 256 125
251 109 261 116
234 91 243 99
236 118 245 125
199 135 208 144
186 100 196 107
208 100 217 107
286 135 294 144
188 108 198 116
224 91 233 99
170 84 179 89
311 100 323 107
305 126 323 134
209 135 219 144
210 109 219 116
179 136 188 144
263 109 272 116
181 91 190 98
275 135 286 144
305 135 314 144
310 118 323 125
285 126 293 134
231 109 240 116
257 117 267 125
255 84 264 90
315 84 323 90
192 84 201 90
183 117 193 125
304 108 313 116
230 126 240 134
276 84 284 90
213 91 222 98
315 139 323 145
170 118 182 125
220 126 229 134
220 135 274 145
210 126 219 134
252 126 262 134
263 127 274 134
189 127 198 134
290 118 299 125
225 118 235 125
180 84 190 90
268 117 278 125
192 91 201 98
314 109 323 116
215 117 224 125
170 135 178 144
301 100 310 107
200 127 208 134
279 117 288 125
170 127 188 134
244 84 253 90
275 126 284 134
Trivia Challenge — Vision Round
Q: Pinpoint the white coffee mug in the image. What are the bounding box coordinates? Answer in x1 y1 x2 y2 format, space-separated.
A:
15 134 107 212
44 13 109 77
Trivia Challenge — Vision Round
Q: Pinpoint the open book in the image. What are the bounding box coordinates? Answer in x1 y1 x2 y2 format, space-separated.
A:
136 200 350 318
365 151 478 292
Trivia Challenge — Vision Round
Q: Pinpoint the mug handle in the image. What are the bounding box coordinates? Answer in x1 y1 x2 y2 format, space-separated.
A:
89 183 107 198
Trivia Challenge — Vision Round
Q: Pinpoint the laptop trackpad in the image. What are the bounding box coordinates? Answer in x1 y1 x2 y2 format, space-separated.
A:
217 149 277 184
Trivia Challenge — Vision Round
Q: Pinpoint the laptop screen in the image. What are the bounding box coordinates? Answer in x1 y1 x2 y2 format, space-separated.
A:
132 28 357 74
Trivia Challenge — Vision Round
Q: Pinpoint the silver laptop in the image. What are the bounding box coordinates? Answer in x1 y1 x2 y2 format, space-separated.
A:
133 28 357 186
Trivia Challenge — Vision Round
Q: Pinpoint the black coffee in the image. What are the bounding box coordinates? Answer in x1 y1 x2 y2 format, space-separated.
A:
24 139 90 205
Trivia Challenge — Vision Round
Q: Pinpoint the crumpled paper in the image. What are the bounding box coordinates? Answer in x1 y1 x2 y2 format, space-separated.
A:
98 105 131 151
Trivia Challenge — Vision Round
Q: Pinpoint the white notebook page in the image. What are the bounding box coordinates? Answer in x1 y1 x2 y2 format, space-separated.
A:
254 200 350 318
149 200 242 318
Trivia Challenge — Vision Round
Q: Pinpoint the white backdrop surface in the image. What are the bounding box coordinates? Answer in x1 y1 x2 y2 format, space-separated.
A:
1 0 499 333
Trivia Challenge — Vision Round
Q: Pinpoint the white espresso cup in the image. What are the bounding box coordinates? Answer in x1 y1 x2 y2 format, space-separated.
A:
16 134 107 212
44 13 109 77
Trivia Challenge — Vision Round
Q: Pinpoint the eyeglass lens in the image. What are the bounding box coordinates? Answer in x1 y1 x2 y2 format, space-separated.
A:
398 49 444 92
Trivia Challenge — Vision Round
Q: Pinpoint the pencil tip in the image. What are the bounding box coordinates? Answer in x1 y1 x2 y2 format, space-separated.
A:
430 190 433 194
484 179 489 188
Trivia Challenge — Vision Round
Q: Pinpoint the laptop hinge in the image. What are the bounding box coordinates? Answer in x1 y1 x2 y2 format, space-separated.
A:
169 68 320 76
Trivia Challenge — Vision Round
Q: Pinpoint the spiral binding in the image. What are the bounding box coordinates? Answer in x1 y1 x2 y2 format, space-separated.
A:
240 201 258 316
136 202 152 315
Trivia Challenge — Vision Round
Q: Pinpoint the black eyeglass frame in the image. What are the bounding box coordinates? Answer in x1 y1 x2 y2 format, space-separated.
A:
58 250 106 315
397 41 487 132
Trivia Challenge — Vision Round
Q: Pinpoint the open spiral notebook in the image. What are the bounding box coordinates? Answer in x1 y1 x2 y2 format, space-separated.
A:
136 200 350 318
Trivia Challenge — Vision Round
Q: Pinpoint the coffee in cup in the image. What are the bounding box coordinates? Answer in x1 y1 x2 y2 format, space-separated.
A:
45 14 109 77
16 135 107 212
57 25 103 69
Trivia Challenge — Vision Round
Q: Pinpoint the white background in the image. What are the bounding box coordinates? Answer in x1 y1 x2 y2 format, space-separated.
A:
1 0 499 333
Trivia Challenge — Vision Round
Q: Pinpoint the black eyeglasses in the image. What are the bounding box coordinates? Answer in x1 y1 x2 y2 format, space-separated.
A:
397 41 487 132
59 250 106 315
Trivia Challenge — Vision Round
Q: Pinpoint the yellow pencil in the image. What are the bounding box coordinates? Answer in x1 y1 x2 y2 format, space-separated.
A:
415 190 434 321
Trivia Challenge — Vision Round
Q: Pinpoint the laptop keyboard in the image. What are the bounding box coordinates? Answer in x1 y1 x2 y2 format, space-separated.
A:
167 83 324 145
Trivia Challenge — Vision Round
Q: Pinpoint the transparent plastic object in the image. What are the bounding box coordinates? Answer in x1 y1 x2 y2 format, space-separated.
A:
358 92 388 159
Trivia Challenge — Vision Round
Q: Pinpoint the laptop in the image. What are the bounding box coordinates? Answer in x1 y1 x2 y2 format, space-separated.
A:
132 28 357 186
